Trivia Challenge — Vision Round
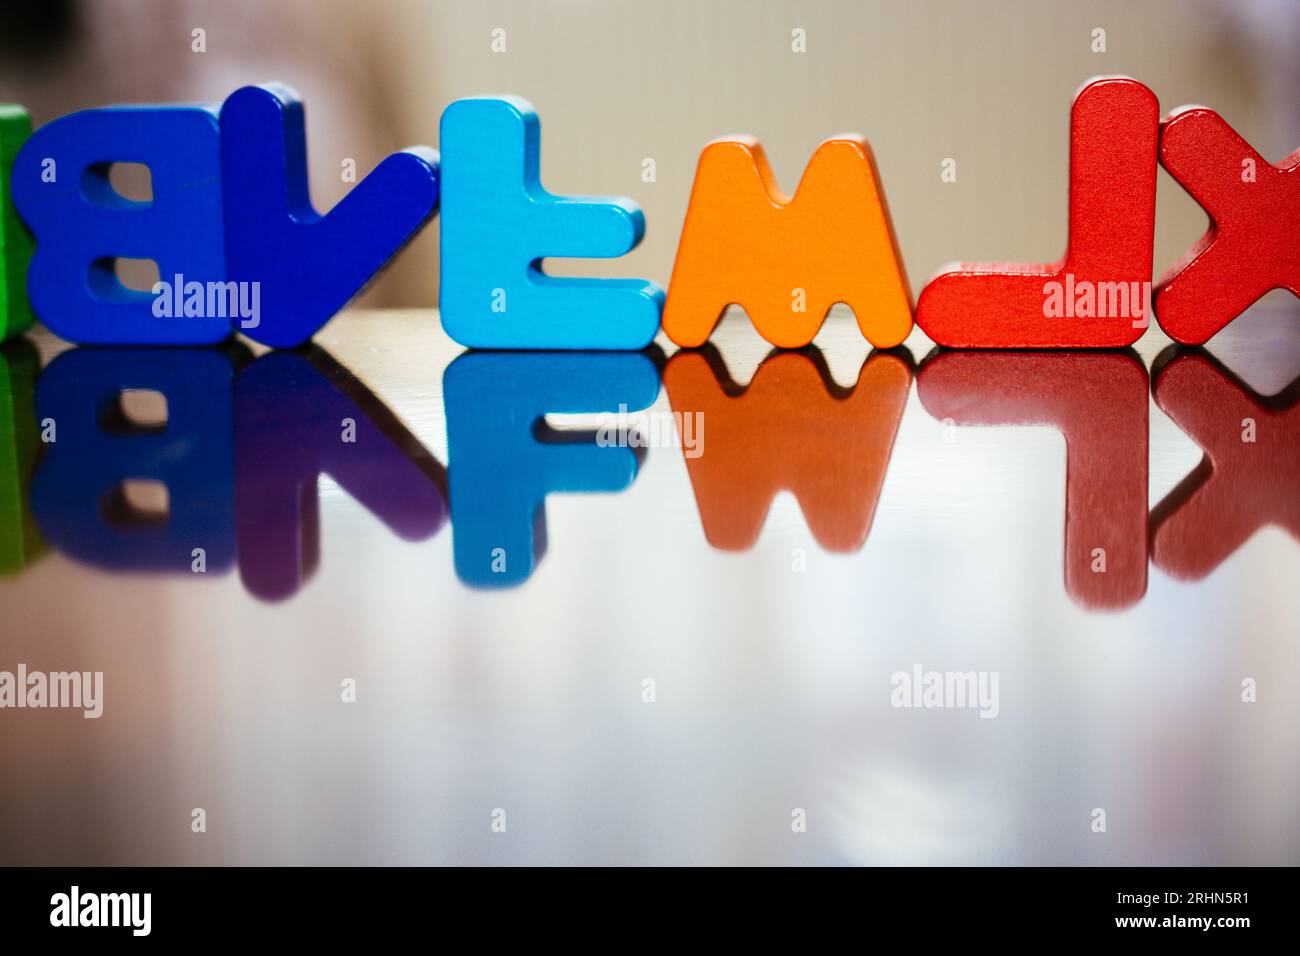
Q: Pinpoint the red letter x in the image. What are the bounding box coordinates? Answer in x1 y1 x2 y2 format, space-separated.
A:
1155 108 1300 344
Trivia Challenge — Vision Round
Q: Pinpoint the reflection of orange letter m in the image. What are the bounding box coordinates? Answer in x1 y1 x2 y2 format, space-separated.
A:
663 136 913 350
664 347 911 552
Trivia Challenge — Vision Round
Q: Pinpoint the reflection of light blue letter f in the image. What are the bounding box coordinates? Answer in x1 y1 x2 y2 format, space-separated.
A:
439 96 663 350
444 351 660 588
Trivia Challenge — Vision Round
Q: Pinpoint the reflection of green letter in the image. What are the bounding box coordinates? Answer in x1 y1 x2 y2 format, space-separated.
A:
1 338 42 572
1 105 35 343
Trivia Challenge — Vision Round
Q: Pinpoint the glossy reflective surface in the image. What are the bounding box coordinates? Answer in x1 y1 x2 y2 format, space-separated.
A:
2 305 1298 865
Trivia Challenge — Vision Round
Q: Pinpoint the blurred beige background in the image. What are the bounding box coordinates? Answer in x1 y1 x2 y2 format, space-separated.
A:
2 0 1296 309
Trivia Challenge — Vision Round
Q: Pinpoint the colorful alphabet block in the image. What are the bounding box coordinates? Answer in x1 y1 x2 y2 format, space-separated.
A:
0 105 34 343
439 96 663 350
12 106 229 345
663 136 912 349
220 85 441 349
916 78 1160 348
2 77 1295 353
1154 108 1299 344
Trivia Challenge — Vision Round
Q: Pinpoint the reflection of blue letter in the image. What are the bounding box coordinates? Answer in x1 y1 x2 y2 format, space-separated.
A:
439 97 662 350
13 107 228 344
235 347 447 602
444 351 659 588
32 348 241 571
220 85 440 348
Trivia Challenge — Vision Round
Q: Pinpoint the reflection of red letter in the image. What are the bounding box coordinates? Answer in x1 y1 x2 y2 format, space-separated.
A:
916 77 1159 348
663 347 911 552
1150 351 1300 579
917 351 1148 610
1154 109 1300 345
